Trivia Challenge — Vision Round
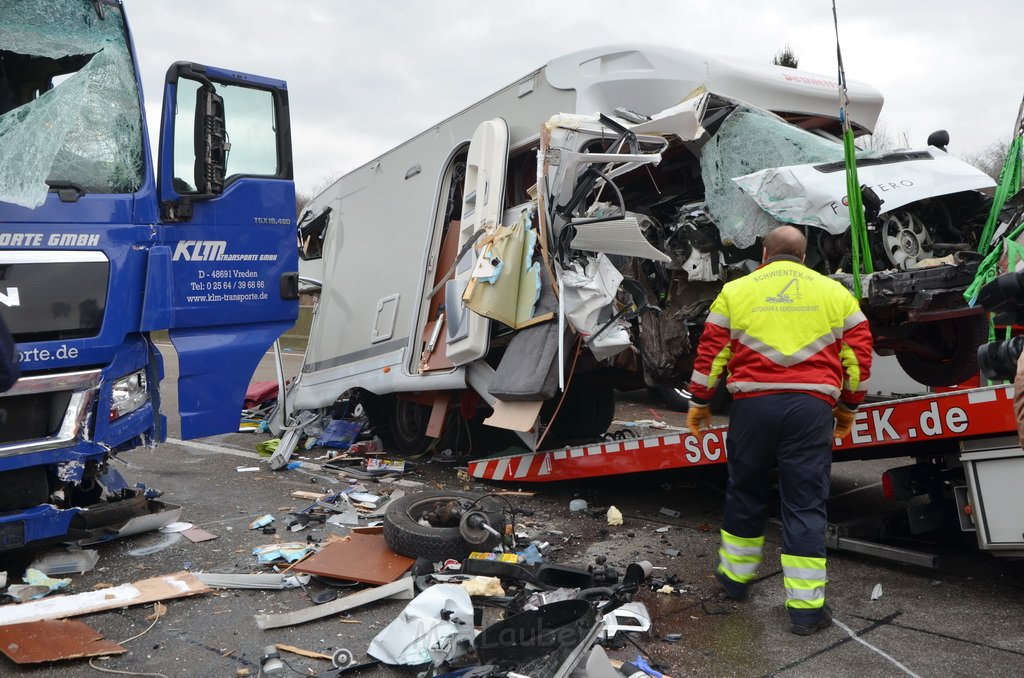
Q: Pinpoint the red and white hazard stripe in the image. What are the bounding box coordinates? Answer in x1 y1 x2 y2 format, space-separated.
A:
467 385 1019 483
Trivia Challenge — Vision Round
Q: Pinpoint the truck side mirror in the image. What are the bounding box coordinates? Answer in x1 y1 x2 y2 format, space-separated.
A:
193 84 229 195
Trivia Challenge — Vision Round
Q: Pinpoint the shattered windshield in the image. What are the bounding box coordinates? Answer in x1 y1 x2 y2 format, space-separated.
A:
0 0 143 208
700 106 843 248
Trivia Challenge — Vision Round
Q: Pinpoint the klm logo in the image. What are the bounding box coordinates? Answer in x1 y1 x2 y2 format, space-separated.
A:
0 287 19 308
172 240 227 262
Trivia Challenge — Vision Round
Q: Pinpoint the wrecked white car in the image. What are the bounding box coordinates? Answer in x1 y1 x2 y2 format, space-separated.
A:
544 93 995 406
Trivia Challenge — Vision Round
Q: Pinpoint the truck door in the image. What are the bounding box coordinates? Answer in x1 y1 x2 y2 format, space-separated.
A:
152 62 298 439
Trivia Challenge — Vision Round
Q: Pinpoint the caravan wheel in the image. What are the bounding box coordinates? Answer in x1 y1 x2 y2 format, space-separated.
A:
387 397 432 454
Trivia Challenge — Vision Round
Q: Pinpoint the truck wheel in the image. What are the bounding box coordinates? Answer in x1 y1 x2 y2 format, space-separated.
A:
657 385 692 411
383 490 503 561
895 315 987 386
657 381 730 414
542 383 615 446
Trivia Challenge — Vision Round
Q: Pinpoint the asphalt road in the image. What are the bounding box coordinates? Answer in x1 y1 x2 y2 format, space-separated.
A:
3 346 1023 677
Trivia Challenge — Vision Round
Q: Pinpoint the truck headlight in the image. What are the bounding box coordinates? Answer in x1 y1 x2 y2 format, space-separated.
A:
110 369 149 421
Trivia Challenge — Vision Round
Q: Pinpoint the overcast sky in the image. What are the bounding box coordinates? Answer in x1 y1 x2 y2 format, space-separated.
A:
125 0 1022 196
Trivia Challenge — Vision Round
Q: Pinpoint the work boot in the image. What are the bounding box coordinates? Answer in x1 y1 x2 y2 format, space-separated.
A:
714 566 748 601
790 605 832 636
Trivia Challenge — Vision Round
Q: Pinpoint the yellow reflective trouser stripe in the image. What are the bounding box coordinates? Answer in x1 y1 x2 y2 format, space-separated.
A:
782 554 827 610
718 529 764 584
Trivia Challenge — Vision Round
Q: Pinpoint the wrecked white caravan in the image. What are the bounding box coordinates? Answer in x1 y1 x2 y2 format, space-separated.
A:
280 44 994 462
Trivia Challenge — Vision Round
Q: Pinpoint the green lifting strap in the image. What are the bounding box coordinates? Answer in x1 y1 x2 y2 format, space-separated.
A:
833 1 872 299
964 94 1024 307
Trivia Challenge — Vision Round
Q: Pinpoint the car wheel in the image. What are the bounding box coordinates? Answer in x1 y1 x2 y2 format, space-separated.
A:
873 209 935 270
895 315 987 386
383 490 504 561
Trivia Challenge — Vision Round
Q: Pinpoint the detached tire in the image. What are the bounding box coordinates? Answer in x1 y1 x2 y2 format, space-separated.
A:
895 315 987 386
383 490 503 562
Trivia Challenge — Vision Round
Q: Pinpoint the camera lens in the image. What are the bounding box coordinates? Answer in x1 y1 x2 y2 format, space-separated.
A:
978 335 1024 381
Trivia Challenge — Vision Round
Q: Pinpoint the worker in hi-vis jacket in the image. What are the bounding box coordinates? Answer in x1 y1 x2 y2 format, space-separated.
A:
687 225 873 635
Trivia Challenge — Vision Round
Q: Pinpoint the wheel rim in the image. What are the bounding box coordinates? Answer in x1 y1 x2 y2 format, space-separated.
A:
879 210 934 270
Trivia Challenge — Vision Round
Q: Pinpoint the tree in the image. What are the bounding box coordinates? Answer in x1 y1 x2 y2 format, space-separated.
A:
295 191 315 219
962 140 1010 180
772 44 799 69
860 120 905 152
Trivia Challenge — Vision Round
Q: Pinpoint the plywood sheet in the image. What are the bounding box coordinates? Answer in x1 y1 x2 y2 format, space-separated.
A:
0 572 209 627
0 619 125 663
293 533 414 585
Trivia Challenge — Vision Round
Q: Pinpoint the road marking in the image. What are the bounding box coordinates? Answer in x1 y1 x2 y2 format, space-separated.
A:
831 481 882 499
833 617 922 678
165 437 262 460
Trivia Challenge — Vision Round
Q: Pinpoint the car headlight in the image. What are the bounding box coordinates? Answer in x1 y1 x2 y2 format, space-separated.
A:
110 369 149 421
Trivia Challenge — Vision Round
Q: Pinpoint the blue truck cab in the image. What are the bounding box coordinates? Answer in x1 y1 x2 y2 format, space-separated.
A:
0 0 298 552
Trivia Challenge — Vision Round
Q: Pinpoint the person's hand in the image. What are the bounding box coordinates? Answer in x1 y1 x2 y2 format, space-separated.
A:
687 403 712 437
833 404 856 438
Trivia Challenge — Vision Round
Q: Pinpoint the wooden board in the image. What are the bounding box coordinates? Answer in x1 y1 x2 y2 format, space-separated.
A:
292 533 414 585
0 572 209 627
0 619 125 663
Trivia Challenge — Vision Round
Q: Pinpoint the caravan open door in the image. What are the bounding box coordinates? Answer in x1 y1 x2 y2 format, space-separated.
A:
444 118 509 366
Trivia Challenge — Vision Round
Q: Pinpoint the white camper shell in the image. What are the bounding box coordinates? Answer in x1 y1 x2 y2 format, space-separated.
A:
280 44 994 464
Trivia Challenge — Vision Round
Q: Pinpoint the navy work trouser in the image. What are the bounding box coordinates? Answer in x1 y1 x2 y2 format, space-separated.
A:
721 392 834 623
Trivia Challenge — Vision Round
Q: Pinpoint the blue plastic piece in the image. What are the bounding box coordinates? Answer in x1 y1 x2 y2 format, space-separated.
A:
519 543 544 565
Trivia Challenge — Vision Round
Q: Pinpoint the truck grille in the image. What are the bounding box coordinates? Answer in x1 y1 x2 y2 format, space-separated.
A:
0 391 73 444
0 370 99 455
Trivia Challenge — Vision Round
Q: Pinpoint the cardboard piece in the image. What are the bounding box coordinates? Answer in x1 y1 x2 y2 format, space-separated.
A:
483 399 543 432
0 572 209 627
181 527 218 543
0 619 125 664
293 533 414 585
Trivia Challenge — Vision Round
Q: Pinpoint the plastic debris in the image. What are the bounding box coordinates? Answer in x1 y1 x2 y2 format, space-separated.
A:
871 583 883 600
368 584 475 666
659 507 681 518
28 549 99 576
248 514 275 530
7 569 72 602
236 466 260 473
569 499 588 512
601 601 651 640
255 439 279 457
252 543 313 565
654 527 670 533
607 506 624 526
656 584 674 594
519 543 544 565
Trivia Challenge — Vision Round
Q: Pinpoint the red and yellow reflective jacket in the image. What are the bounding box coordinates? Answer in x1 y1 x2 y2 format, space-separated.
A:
689 256 873 408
